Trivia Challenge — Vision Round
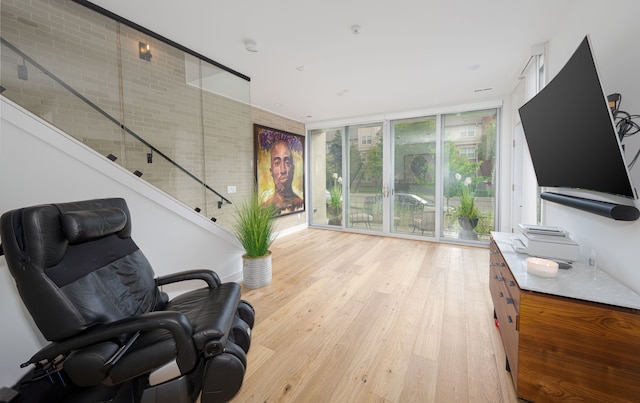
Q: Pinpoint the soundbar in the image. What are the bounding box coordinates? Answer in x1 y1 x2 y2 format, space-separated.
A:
541 192 640 221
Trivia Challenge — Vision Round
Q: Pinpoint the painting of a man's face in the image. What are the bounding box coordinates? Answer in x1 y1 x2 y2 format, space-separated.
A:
255 125 305 216
270 141 294 193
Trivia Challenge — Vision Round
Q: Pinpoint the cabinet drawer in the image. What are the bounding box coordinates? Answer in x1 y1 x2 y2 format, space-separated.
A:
498 269 520 311
496 301 519 384
489 241 506 307
490 243 520 312
490 239 520 385
489 264 501 310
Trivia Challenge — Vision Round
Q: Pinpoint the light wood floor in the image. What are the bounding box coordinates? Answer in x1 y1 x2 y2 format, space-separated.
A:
230 229 518 402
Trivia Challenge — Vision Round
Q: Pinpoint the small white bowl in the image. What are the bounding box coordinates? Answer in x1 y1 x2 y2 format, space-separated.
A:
526 257 559 278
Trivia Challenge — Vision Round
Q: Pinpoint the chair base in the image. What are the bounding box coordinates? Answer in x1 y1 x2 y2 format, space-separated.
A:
200 352 246 403
141 374 197 403
10 368 142 403
10 366 202 403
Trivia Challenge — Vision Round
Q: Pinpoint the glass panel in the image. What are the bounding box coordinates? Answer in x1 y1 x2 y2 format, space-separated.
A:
391 117 437 236
310 128 343 226
1 0 251 229
442 109 497 241
201 59 252 223
119 26 206 211
347 123 383 231
0 0 123 161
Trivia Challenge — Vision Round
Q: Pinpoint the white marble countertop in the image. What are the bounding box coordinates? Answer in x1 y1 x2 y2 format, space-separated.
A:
492 232 640 310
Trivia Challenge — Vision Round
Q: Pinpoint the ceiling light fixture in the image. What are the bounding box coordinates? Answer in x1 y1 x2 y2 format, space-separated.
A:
244 40 259 52
351 25 361 35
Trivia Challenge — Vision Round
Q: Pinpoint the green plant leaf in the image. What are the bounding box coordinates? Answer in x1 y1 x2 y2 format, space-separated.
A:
233 192 277 257
455 186 480 219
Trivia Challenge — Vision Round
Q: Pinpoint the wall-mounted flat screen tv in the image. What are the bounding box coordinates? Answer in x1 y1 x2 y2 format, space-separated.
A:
518 35 636 199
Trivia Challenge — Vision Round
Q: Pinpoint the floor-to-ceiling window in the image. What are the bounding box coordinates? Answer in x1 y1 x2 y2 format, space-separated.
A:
308 106 499 244
310 127 343 227
441 109 497 242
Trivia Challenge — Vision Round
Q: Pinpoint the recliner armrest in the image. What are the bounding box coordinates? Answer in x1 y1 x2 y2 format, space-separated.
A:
25 311 198 373
156 269 222 289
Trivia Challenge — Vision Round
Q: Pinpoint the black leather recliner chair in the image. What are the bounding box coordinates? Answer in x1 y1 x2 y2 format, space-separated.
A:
0 198 254 403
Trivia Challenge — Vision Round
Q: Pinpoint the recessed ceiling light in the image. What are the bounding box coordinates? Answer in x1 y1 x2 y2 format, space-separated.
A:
473 87 493 93
469 64 480 71
273 103 283 107
244 40 259 52
296 66 305 71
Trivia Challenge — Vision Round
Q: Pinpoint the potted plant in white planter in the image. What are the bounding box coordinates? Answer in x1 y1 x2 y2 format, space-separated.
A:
233 192 277 289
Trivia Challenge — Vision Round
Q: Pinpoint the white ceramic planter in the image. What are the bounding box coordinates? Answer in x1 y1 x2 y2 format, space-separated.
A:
242 251 272 289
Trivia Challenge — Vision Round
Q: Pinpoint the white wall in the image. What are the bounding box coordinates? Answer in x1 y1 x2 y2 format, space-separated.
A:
538 1 640 292
0 98 245 386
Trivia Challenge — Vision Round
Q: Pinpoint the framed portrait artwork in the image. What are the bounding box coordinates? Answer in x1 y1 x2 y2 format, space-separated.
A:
254 124 305 217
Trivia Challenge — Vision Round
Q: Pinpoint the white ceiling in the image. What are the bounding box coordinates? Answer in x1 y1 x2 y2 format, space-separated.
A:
88 0 580 124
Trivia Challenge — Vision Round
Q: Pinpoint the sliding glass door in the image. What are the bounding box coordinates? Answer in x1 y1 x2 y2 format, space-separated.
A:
390 116 438 236
309 122 386 232
346 123 384 231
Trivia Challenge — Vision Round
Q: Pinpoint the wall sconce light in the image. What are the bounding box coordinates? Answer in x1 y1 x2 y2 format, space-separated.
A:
211 217 217 222
106 153 118 161
133 170 143 177
194 207 201 213
139 42 152 61
18 58 28 80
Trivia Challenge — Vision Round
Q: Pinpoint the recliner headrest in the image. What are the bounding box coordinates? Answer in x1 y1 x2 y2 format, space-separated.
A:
61 208 127 244
1 198 131 270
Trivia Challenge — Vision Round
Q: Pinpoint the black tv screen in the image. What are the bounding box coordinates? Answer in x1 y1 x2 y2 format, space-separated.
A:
518 36 636 199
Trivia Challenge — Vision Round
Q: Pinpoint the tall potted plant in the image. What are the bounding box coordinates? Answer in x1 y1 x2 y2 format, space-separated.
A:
328 173 343 226
454 186 481 240
233 192 277 288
